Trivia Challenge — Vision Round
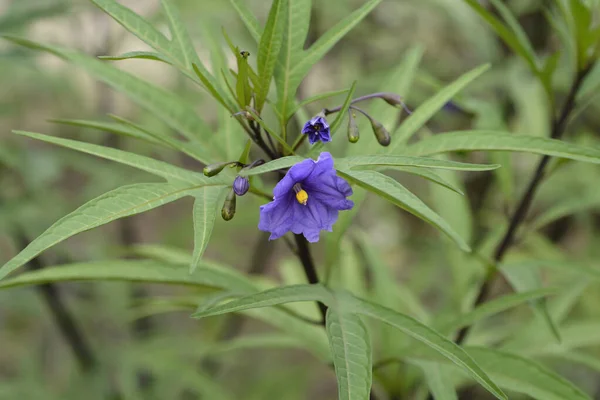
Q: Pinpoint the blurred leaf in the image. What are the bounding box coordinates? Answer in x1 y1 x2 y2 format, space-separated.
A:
406 130 600 164
4 36 216 161
339 155 499 171
190 187 226 273
417 361 458 400
395 167 465 195
465 347 591 400
502 264 561 342
193 284 332 318
326 308 373 400
388 64 490 147
49 118 164 145
463 0 538 73
14 131 205 184
0 3 68 32
229 0 262 42
98 51 170 63
275 0 312 124
437 288 558 335
530 190 600 231
505 259 600 281
337 169 471 252
352 296 506 400
289 88 350 120
160 0 201 68
256 0 285 111
0 260 248 291
192 63 236 112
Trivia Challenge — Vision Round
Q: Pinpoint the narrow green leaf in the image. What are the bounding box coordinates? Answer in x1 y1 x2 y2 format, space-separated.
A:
0 260 249 291
48 118 164 145
160 0 201 68
530 190 600 231
437 288 558 335
293 0 382 88
192 63 234 112
463 0 538 73
0 182 225 281
235 51 252 108
338 169 470 252
465 347 591 400
417 362 458 400
339 155 500 171
90 0 181 65
352 297 507 400
0 3 68 31
192 284 332 318
388 64 490 147
502 264 561 342
99 51 171 63
395 167 465 195
239 156 305 177
14 131 206 184
190 187 226 273
330 81 357 136
256 0 285 111
326 309 372 400
503 259 600 281
4 36 214 156
228 0 262 42
275 0 312 123
405 130 600 164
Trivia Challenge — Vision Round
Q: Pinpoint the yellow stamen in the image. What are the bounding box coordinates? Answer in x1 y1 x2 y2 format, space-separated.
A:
295 189 308 205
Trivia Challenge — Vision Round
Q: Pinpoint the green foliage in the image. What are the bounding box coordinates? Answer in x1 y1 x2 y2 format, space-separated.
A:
2 0 600 399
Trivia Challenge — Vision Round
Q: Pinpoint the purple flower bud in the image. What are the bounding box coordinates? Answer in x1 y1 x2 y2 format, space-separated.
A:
301 115 331 145
233 176 250 196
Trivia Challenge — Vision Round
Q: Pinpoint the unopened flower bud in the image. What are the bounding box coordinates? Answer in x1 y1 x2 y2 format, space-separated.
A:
203 161 236 177
233 176 249 196
347 111 359 143
369 118 391 147
380 93 403 107
221 189 236 221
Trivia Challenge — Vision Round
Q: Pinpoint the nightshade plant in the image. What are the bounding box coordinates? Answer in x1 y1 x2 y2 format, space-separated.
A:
1 0 600 399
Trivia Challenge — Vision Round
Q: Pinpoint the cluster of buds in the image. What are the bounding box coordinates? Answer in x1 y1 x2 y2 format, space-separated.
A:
203 159 264 221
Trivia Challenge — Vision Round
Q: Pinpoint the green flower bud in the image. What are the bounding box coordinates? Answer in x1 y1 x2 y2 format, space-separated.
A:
347 111 360 143
203 161 236 177
369 118 391 147
221 189 236 221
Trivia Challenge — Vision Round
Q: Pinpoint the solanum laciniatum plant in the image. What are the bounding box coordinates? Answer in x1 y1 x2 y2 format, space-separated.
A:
1 0 600 399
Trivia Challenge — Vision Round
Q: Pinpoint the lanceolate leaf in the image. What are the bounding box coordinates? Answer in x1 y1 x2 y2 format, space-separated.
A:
351 296 507 400
190 187 226 273
326 309 372 400
0 260 252 292
99 51 171 64
0 181 227 281
49 118 164 145
14 131 206 184
238 156 305 177
4 36 216 160
388 64 490 148
160 0 201 69
405 130 600 164
275 0 312 122
192 284 332 318
465 347 591 400
417 362 458 400
256 0 285 111
339 155 499 171
338 169 471 252
229 0 262 42
395 167 465 195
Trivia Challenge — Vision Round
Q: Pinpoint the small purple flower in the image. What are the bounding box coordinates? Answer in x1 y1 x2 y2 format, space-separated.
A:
258 152 353 242
302 115 331 145
233 176 249 196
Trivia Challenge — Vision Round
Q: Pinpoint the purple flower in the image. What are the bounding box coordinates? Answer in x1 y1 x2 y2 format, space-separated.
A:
302 115 331 145
233 176 249 196
258 152 353 242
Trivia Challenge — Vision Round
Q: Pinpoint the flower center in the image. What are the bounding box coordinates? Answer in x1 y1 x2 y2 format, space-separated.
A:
313 123 322 131
293 183 308 206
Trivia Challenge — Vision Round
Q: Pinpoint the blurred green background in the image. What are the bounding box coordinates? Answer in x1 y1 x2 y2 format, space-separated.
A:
1 0 600 399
